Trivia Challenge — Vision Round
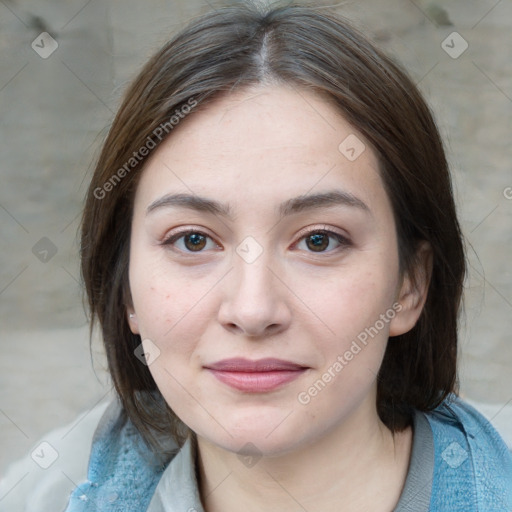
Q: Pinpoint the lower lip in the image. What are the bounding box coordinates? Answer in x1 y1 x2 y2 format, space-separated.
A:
206 369 306 392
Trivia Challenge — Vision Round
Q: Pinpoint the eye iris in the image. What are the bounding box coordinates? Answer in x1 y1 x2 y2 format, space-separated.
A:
184 233 206 251
306 233 329 252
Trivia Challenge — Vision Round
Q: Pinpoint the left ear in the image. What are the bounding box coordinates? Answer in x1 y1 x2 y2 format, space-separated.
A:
389 240 433 337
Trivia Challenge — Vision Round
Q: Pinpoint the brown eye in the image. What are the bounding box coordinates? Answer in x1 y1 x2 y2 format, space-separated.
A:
296 229 351 253
306 232 330 252
163 230 219 253
183 232 207 251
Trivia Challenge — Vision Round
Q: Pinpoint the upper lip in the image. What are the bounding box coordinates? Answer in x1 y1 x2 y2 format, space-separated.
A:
204 358 307 372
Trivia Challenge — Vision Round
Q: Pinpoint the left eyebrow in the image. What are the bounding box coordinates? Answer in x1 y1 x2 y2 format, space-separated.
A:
146 190 371 219
278 190 371 218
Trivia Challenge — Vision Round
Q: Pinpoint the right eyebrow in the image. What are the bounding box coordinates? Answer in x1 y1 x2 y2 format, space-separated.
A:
146 193 233 218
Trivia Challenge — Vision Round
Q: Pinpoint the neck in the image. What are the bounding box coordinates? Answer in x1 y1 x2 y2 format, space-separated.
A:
195 397 412 512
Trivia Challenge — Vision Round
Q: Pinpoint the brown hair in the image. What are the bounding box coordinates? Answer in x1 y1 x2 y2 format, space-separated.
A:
80 1 466 453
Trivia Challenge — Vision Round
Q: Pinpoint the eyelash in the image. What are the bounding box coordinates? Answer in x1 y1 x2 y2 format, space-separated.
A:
161 226 351 255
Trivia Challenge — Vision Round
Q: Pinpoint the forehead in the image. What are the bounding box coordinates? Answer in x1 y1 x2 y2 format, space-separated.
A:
135 85 386 216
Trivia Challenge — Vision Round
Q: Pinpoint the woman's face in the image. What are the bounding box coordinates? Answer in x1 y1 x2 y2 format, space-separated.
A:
128 85 419 456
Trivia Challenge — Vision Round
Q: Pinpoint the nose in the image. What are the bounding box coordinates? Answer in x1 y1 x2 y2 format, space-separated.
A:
217 253 292 338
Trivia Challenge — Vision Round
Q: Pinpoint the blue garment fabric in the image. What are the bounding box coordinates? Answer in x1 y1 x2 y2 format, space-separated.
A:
426 397 512 511
63 400 174 511
63 394 512 512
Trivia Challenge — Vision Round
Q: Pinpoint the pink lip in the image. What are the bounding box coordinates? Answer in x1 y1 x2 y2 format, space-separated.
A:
204 358 308 393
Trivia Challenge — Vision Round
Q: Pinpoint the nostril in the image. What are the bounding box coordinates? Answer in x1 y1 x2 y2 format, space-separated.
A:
226 322 242 333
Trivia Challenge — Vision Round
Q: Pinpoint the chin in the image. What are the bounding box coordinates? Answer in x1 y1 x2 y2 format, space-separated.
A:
193 407 312 457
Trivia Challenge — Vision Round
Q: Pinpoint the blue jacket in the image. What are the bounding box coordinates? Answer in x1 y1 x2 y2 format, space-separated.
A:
64 394 512 511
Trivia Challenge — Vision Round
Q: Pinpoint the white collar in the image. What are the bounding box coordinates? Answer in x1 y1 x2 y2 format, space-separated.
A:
147 436 205 512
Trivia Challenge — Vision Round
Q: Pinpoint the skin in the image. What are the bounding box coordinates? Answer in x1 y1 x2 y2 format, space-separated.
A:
127 84 432 512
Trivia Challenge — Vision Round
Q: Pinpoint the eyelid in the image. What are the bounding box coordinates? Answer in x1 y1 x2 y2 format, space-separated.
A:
162 226 214 241
294 224 350 243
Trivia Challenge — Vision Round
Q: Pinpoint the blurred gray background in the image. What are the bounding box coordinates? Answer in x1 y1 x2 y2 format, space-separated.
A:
1 0 511 489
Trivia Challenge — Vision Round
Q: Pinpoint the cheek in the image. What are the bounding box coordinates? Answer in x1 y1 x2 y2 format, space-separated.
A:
301 257 399 388
130 264 211 407
311 267 397 339
294 270 396 423
128 249 216 351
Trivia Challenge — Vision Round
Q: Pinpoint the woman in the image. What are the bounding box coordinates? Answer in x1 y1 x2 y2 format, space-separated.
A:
67 1 512 510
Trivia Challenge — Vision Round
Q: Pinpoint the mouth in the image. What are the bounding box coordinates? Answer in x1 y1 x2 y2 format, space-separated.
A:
203 358 309 393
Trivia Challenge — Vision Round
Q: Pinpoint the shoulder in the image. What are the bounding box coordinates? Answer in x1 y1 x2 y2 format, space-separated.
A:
64 396 179 511
0 399 110 512
422 394 512 511
0 397 176 512
426 394 512 462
